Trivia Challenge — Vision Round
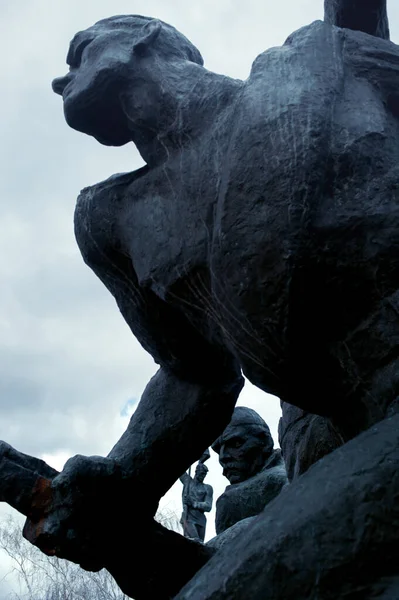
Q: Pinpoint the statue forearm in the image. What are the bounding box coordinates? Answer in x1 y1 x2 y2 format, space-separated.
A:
0 365 240 599
204 500 213 513
324 0 389 39
108 366 243 506
201 492 213 513
0 446 215 600
194 501 212 512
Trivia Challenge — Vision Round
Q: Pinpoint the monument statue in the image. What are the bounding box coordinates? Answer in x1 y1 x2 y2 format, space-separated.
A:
211 407 287 534
2 1 399 598
180 454 213 542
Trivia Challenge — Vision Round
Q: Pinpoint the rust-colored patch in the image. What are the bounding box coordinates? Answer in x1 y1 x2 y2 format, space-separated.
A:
30 476 53 517
23 477 57 555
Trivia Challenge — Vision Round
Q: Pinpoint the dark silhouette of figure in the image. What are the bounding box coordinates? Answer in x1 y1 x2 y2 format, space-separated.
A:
180 462 213 542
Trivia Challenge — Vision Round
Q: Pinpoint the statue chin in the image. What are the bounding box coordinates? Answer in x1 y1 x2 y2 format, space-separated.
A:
92 130 130 147
224 470 244 485
63 97 130 147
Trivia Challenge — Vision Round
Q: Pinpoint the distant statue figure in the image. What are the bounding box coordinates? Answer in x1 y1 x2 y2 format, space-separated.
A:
212 407 287 534
180 452 213 542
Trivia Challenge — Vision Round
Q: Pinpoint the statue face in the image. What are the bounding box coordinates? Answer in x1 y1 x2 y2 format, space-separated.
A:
195 464 207 483
52 17 203 156
52 25 134 146
217 424 270 484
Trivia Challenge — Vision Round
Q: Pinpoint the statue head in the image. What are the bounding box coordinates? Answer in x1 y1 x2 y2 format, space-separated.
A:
212 407 274 484
52 15 203 147
195 462 208 483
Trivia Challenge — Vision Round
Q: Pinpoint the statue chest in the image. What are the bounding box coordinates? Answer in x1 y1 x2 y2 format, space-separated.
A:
189 483 206 503
118 157 219 301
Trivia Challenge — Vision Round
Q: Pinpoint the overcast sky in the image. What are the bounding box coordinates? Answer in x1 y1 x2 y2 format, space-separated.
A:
1 0 398 594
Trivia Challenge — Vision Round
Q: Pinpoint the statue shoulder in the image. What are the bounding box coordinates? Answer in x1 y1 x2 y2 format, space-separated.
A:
75 167 148 224
248 21 327 76
74 166 149 262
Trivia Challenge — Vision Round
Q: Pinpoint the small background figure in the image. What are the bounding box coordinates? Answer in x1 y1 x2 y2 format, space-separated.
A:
180 450 213 542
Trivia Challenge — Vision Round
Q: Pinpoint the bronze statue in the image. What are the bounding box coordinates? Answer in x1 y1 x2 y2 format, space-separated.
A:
212 407 287 533
180 460 213 542
1 2 399 598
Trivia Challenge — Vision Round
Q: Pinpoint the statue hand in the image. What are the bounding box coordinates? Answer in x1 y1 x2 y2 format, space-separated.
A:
23 454 124 571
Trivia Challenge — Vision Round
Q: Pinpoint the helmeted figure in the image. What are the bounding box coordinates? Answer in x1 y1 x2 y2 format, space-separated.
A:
212 407 287 534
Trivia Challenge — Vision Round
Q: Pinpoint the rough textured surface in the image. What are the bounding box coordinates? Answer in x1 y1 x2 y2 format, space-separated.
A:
1 1 398 598
207 516 256 553
177 414 399 599
212 407 287 534
278 401 344 481
215 450 286 534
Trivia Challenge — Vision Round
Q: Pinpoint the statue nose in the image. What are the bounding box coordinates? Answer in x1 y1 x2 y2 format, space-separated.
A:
52 75 71 96
219 446 231 463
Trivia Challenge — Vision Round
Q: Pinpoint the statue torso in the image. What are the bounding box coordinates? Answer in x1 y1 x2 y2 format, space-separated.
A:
183 478 208 503
183 478 210 525
77 21 399 433
210 22 399 420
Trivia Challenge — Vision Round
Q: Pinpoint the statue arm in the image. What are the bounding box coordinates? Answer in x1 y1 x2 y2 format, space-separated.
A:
206 486 213 512
195 486 213 513
6 200 241 598
180 472 190 485
0 192 242 599
105 314 241 502
191 486 213 512
0 195 240 599
72 197 243 500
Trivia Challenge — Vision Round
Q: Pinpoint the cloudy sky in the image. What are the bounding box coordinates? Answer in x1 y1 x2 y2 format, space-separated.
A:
1 0 398 594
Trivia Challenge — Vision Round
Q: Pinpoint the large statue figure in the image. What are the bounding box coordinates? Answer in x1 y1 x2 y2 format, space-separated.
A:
212 407 287 534
180 459 213 542
1 1 399 598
